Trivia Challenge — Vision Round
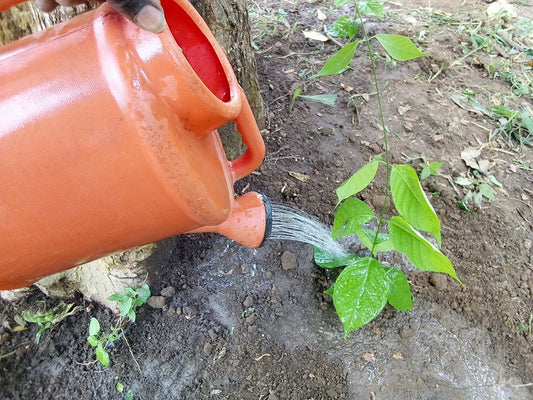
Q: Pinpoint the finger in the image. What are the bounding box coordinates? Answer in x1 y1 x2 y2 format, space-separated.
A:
33 0 60 12
106 0 166 33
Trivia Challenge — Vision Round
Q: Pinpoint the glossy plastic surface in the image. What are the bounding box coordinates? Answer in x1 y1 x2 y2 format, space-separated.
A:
0 0 265 289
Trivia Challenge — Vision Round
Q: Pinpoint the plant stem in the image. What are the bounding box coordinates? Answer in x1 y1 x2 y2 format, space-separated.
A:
354 2 390 258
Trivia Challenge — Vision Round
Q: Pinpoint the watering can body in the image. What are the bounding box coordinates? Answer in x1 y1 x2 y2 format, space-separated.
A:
0 0 266 289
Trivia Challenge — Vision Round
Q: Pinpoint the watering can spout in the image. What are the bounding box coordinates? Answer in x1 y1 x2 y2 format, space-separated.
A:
188 192 272 248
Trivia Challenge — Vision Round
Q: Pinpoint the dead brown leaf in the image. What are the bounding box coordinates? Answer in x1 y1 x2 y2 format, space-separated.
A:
288 171 310 182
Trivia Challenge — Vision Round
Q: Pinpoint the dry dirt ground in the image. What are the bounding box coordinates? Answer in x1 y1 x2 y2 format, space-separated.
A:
1 0 532 399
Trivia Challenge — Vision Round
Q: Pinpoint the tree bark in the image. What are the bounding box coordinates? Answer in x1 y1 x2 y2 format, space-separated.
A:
0 0 264 306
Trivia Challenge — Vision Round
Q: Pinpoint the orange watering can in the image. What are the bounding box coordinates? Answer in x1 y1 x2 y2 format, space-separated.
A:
0 0 269 289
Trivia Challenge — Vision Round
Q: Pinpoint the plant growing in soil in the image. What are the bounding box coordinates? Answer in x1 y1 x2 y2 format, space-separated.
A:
309 1 461 336
87 284 151 367
18 302 78 344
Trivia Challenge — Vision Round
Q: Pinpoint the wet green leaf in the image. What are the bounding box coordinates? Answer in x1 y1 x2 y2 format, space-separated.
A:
314 247 361 269
328 17 359 39
336 157 381 204
384 268 413 311
388 217 459 282
358 228 394 253
332 198 375 239
315 41 360 77
375 34 429 61
333 258 388 337
391 164 441 246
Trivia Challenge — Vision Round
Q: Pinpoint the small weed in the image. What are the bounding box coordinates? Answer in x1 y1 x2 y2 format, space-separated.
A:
419 160 443 180
20 302 79 344
87 284 150 367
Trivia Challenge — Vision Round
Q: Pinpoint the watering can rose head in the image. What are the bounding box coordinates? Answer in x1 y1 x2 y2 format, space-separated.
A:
34 0 167 33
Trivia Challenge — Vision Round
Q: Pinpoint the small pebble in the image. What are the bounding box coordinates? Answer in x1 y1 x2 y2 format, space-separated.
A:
147 296 166 309
429 273 448 290
281 251 298 270
160 286 176 298
203 342 213 356
243 295 254 308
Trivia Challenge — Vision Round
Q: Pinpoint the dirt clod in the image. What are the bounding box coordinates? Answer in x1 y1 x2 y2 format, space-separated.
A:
280 251 298 270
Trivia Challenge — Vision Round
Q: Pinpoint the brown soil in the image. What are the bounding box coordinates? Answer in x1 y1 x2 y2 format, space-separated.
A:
1 0 532 399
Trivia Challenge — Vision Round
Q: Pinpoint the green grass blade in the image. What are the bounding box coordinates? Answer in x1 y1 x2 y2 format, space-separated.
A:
375 34 429 61
391 164 441 246
333 258 388 337
389 217 459 282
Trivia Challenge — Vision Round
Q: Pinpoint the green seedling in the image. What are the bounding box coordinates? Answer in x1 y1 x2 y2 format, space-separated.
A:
305 1 460 337
108 283 151 323
115 376 134 399
87 317 119 367
87 284 151 367
315 160 461 337
21 302 78 344
420 161 443 180
292 0 427 109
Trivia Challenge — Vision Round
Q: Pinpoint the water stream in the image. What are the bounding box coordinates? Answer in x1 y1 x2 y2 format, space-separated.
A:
268 203 348 258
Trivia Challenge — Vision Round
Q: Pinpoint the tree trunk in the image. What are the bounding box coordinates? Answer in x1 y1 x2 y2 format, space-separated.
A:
0 0 264 306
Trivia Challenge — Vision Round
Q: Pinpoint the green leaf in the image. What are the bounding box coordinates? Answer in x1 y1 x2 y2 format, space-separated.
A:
96 343 110 367
137 284 151 300
324 284 335 296
420 162 443 180
335 0 351 7
119 296 134 317
328 17 359 39
358 0 385 17
87 335 99 347
388 217 459 282
128 309 136 323
298 94 337 106
391 164 441 246
358 228 394 253
314 41 360 77
333 258 388 336
374 34 429 61
478 183 495 200
384 268 413 311
336 157 381 204
89 317 100 336
314 247 360 269
108 292 126 302
332 198 375 239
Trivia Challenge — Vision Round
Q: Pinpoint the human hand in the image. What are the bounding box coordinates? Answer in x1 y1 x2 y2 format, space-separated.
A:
34 0 166 33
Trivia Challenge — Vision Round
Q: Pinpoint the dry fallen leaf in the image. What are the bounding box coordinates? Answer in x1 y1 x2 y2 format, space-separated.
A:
341 83 354 92
461 147 482 170
316 9 327 21
288 171 310 182
302 30 329 42
397 104 411 116
392 352 404 360
362 353 375 363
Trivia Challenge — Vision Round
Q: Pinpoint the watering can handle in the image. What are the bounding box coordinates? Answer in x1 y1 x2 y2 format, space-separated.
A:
229 88 265 182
